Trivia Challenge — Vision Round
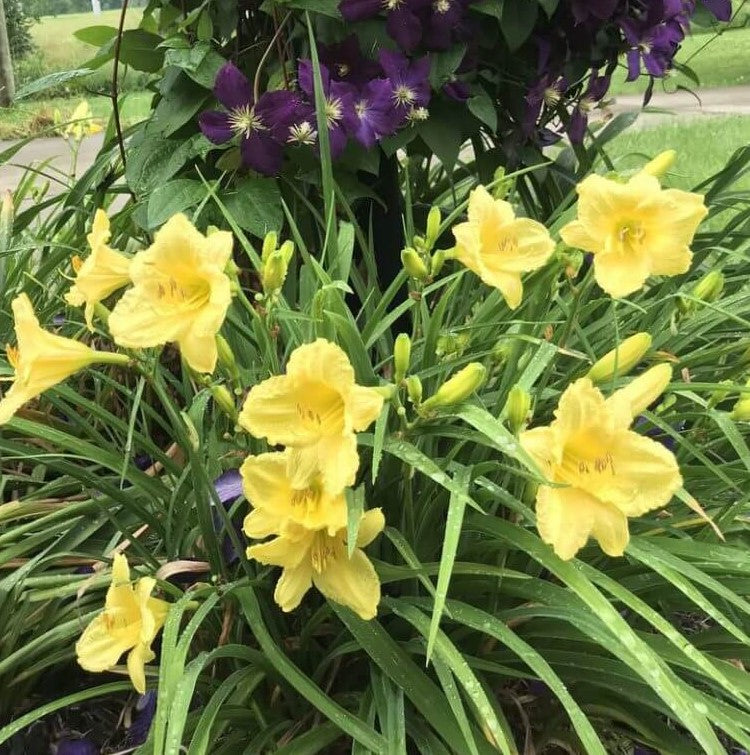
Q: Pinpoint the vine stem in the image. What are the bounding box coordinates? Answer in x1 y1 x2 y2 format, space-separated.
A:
252 11 292 103
112 0 130 172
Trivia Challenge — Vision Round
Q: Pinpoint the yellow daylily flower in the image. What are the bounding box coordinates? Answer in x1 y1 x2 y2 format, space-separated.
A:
65 209 132 331
108 214 234 374
519 376 681 560
63 100 102 141
0 294 128 425
239 339 384 494
241 451 347 535
246 508 385 620
452 185 555 309
560 173 707 299
76 554 169 694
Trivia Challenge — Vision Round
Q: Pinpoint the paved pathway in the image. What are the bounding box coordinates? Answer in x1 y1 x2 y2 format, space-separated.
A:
0 86 748 196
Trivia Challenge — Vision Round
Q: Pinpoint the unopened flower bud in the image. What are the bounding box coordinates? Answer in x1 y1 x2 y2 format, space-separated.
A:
492 167 511 199
261 231 278 263
426 206 441 247
402 247 429 281
731 379 750 421
492 341 513 368
393 333 411 383
587 332 652 383
262 251 288 294
278 239 294 264
692 270 724 304
420 362 486 413
431 249 446 277
211 384 238 421
614 363 673 418
216 334 239 382
406 375 423 405
180 411 201 451
0 190 13 258
504 385 531 434
708 379 733 409
639 149 676 179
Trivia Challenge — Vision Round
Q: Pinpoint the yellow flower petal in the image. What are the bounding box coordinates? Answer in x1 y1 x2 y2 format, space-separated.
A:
314 547 381 620
593 247 651 299
288 433 359 494
356 508 385 547
274 561 314 612
76 613 137 672
536 484 629 560
559 219 599 254
108 214 233 373
0 294 100 425
452 222 482 275
243 508 282 539
127 642 155 694
609 363 673 418
248 533 311 569
346 385 384 433
286 338 356 395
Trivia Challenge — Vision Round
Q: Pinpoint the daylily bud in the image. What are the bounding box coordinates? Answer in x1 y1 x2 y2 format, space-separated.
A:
393 333 411 383
420 362 486 413
261 231 278 263
406 375 423 405
216 334 239 381
373 384 397 400
613 363 673 418
431 249 446 277
401 247 429 281
731 379 750 421
708 379 733 409
692 270 724 303
180 411 201 451
211 384 238 421
413 234 427 251
262 250 288 294
587 332 652 383
522 481 538 506
504 385 531 434
426 206 441 247
492 167 511 199
278 239 295 264
640 149 676 178
0 191 13 260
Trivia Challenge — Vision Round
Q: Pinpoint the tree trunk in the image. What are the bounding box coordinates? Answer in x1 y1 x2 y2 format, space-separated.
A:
0 0 14 107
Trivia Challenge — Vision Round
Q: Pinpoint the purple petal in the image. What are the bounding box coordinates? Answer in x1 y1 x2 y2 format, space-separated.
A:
702 0 731 20
214 62 253 111
443 80 470 102
256 90 301 141
298 59 331 99
626 49 641 81
57 741 99 755
338 0 381 21
241 131 285 175
320 35 383 85
129 691 157 745
214 469 243 503
567 108 587 144
328 124 349 159
387 6 423 52
199 110 233 144
378 49 408 81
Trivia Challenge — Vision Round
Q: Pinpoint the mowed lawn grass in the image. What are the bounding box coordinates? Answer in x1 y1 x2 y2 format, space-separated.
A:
29 9 141 69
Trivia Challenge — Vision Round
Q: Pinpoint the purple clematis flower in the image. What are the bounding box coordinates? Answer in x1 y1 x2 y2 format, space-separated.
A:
129 691 157 745
199 62 298 176
570 0 619 24
343 78 400 148
523 73 567 136
567 71 610 143
379 50 432 125
442 78 470 102
619 1 690 81
702 0 731 20
57 740 99 755
422 0 469 50
297 60 355 158
319 35 383 86
212 469 245 565
338 0 429 52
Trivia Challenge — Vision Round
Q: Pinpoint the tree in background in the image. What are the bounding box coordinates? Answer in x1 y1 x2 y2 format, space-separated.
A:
4 0 35 59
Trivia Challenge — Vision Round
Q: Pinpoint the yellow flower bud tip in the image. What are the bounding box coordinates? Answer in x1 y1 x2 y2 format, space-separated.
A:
401 247 430 281
732 399 750 421
420 362 486 412
426 206 441 245
279 240 295 264
1 190 13 220
640 149 677 179
262 252 288 293
504 385 531 434
261 231 278 262
692 270 724 303
612 363 673 418
393 333 412 382
587 332 652 383
211 384 238 418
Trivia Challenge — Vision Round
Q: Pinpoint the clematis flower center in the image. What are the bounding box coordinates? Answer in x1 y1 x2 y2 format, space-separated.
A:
406 107 429 123
383 0 403 9
434 0 451 12
354 100 369 118
324 97 344 127
336 63 350 77
227 105 266 139
288 121 317 145
393 85 416 107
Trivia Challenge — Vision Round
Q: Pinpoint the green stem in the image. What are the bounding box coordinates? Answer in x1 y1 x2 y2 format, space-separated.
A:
93 351 131 366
